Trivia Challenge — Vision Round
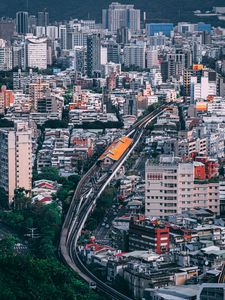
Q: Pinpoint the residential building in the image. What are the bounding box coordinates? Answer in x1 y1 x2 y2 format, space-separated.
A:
26 36 48 69
0 39 12 71
0 19 15 41
219 181 225 216
124 44 145 69
0 122 32 202
129 218 170 254
37 11 49 27
87 34 104 77
146 49 159 68
145 156 220 218
124 93 138 116
102 2 140 33
29 79 50 110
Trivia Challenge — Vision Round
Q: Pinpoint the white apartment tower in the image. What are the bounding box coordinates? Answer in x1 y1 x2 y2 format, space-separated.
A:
145 157 220 218
0 122 32 203
26 36 47 69
124 44 145 69
102 2 140 33
0 39 12 71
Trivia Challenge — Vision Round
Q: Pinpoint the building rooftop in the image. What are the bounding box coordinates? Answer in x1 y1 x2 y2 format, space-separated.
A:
98 136 133 161
144 284 201 299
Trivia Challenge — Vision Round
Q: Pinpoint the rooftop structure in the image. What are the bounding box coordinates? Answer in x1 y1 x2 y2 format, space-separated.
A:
99 136 133 162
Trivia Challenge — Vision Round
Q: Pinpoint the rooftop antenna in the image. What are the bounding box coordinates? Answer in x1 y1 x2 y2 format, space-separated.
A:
26 0 29 12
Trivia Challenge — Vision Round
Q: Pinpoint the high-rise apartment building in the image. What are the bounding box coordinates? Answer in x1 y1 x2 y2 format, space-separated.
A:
37 11 49 27
59 25 67 50
28 15 37 33
106 41 120 64
0 19 15 41
146 49 159 68
219 181 225 217
46 26 59 40
87 34 107 78
0 39 12 71
29 79 50 110
26 36 48 69
102 2 140 33
73 46 87 75
124 44 145 69
16 11 29 35
116 27 131 44
145 156 220 218
0 122 32 203
190 71 217 101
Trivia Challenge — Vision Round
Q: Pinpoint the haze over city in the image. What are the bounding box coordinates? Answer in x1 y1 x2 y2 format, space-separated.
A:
0 1 224 300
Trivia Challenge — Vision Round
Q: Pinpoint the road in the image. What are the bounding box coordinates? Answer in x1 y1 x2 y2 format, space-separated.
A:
59 104 168 299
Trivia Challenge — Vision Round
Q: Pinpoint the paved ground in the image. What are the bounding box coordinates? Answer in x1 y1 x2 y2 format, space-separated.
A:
93 206 119 246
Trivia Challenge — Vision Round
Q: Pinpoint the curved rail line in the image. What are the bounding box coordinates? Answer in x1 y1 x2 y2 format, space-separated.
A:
59 105 167 299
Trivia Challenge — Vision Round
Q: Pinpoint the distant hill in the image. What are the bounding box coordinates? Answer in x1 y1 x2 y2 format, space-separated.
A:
1 0 225 25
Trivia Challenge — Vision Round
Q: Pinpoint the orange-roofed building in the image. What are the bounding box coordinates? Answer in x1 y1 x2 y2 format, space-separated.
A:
99 136 133 165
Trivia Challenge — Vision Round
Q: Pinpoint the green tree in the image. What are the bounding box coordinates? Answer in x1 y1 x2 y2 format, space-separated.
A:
0 188 8 209
0 235 17 255
0 255 101 300
14 188 31 210
38 167 60 182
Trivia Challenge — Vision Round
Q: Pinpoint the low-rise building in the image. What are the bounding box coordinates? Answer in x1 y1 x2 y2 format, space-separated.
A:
129 219 170 254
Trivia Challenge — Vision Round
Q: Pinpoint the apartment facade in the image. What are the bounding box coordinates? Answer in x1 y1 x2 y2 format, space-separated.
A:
102 2 140 33
0 122 32 202
26 36 47 69
145 157 220 218
129 218 170 254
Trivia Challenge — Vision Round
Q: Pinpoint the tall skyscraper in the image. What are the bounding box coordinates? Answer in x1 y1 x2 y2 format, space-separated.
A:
87 34 101 78
102 2 140 33
0 122 32 203
16 11 29 35
59 25 67 50
37 11 49 27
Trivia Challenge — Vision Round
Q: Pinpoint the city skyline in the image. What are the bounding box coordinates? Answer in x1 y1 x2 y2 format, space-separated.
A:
0 0 224 25
0 1 225 300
